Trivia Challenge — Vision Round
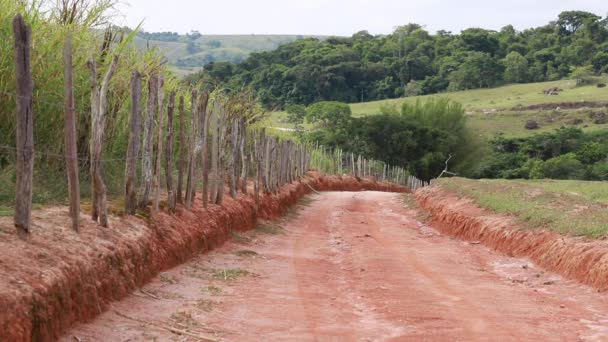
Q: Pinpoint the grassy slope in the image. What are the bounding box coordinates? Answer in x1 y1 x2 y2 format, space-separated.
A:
435 177 608 238
351 79 608 138
270 79 608 139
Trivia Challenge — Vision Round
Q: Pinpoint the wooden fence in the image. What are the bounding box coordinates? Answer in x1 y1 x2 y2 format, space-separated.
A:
9 14 414 234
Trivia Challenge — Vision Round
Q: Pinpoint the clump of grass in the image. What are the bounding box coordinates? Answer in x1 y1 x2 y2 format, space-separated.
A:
230 230 252 244
194 299 215 312
159 274 179 284
255 223 284 235
205 285 223 295
234 250 259 257
211 268 250 281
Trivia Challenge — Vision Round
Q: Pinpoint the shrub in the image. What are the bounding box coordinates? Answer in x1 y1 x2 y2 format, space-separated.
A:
543 153 585 179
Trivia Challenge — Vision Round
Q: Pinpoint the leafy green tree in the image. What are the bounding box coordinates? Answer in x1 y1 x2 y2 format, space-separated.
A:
305 101 352 128
570 65 595 86
543 153 586 179
503 51 529 83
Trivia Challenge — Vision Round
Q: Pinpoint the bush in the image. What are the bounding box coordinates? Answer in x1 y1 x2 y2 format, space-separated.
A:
543 153 585 179
305 101 352 128
590 161 608 180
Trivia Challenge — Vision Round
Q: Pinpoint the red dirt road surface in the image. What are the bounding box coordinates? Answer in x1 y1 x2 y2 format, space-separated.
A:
62 192 608 341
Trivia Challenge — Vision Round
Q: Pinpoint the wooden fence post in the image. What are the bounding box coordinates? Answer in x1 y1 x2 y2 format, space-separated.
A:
185 90 198 208
125 71 142 215
239 118 248 194
176 95 185 204
152 76 164 212
88 55 118 228
13 14 34 234
215 106 228 204
200 93 211 209
139 74 157 209
63 33 80 232
229 118 239 199
165 91 176 212
209 101 219 203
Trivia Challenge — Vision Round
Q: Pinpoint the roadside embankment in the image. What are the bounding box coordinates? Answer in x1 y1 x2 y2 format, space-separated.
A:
416 186 608 291
0 174 406 342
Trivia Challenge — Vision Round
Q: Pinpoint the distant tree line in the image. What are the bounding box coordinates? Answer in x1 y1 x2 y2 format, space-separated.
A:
189 11 608 108
137 31 180 42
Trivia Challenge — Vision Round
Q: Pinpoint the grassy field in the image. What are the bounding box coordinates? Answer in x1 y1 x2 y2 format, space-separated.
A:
435 177 608 238
353 79 608 138
269 78 608 138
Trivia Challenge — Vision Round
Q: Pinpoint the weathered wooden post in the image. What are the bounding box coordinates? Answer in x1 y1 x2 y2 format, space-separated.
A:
152 76 165 212
165 91 176 212
239 118 248 194
208 98 219 204
229 118 239 199
216 106 228 204
185 90 198 208
139 74 157 209
201 96 211 209
88 54 118 227
13 14 34 233
63 33 80 232
125 71 142 215
176 95 186 204
194 91 209 207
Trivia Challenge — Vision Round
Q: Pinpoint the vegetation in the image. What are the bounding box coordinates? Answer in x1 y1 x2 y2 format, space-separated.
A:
134 34 326 76
301 98 473 180
472 128 608 181
190 11 608 108
436 177 608 238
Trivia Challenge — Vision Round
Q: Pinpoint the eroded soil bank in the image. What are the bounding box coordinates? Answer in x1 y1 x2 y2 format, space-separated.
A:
0 174 405 342
416 186 608 290
63 192 608 341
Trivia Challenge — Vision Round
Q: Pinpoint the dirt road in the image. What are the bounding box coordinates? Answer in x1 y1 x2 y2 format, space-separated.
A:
63 192 608 341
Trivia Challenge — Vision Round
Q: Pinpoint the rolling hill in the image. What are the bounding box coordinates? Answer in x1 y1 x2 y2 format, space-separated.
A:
134 34 327 77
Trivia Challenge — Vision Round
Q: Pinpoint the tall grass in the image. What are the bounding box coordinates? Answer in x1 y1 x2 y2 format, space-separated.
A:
0 0 173 208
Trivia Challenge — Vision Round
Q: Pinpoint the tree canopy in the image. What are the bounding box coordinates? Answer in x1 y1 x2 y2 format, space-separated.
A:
189 11 608 109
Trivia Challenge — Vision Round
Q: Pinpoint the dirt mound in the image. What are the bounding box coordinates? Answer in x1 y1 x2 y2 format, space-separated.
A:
0 174 406 342
513 101 608 112
416 186 608 290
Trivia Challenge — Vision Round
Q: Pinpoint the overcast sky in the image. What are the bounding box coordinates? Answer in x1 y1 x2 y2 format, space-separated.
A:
117 0 607 36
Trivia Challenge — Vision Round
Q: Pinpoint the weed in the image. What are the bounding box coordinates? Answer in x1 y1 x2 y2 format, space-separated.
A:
211 268 251 281
159 274 179 284
194 299 215 312
234 250 259 257
255 223 284 235
205 285 223 295
230 230 252 244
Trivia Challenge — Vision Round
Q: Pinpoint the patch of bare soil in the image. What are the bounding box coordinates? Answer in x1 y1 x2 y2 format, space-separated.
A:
63 192 608 341
0 174 405 341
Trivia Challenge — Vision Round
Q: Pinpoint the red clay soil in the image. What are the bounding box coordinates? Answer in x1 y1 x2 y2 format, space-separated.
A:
0 173 405 342
63 192 608 341
416 186 608 290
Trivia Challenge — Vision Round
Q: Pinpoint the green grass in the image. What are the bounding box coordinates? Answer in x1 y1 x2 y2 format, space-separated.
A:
211 268 251 281
269 79 608 139
436 177 608 238
351 79 608 115
255 223 284 235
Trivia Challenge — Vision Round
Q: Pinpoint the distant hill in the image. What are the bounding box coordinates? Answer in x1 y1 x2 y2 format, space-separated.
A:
134 33 327 77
